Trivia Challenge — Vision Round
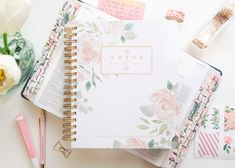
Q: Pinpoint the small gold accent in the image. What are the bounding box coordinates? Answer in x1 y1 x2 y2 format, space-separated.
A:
53 141 72 158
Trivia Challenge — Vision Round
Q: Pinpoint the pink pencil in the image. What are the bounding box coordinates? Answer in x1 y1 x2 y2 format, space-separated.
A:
16 114 40 168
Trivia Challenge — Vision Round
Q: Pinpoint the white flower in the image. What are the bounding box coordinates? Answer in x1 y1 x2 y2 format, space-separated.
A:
0 55 21 95
0 0 32 36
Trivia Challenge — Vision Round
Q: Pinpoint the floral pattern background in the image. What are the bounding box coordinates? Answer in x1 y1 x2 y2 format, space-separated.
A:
195 105 235 159
224 106 235 131
76 22 138 113
136 81 180 148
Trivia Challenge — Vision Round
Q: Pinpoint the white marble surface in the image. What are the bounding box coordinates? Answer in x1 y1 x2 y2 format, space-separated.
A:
1 0 235 167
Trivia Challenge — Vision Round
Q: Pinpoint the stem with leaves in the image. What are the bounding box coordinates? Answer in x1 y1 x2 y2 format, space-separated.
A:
0 33 11 55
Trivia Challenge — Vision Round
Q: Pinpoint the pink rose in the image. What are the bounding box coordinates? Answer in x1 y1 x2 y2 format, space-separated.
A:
149 89 180 121
125 138 147 148
225 110 235 130
76 66 89 82
79 36 99 64
224 136 233 145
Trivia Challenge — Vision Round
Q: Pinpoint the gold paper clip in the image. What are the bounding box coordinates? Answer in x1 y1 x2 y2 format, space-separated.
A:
53 141 72 158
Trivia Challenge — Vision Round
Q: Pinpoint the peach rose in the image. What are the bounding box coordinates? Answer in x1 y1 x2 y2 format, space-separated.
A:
149 89 180 121
224 136 233 145
125 138 147 148
225 110 235 130
79 36 99 64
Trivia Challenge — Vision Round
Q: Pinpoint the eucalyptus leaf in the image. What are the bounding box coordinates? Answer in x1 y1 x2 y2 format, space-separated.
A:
140 106 154 117
167 81 173 91
149 128 158 134
121 35 126 43
125 31 137 40
124 23 134 31
86 81 92 91
148 139 155 148
152 120 163 124
63 13 69 25
159 124 168 135
92 23 99 32
140 117 150 125
137 124 149 130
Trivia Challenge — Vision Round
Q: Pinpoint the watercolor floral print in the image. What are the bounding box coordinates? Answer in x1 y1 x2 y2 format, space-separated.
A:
211 107 220 130
224 106 235 131
201 107 220 130
137 81 180 148
113 138 147 148
223 136 233 154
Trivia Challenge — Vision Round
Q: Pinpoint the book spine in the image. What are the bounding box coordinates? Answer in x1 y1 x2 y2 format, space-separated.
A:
63 26 78 142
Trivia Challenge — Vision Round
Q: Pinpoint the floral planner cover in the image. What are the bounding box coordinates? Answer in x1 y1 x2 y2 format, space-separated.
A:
194 105 235 159
67 21 180 149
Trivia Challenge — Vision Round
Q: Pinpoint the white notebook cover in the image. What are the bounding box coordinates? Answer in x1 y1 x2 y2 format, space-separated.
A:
68 21 180 149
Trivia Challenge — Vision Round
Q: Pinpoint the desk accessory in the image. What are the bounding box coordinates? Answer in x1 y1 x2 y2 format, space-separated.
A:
62 20 180 149
16 114 40 168
39 109 46 168
53 141 72 158
193 0 235 49
97 0 146 20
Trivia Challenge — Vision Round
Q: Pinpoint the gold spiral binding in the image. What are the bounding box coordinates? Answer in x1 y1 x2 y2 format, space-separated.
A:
63 25 78 142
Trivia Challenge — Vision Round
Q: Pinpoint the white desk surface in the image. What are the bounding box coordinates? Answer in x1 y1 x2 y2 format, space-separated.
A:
1 0 235 167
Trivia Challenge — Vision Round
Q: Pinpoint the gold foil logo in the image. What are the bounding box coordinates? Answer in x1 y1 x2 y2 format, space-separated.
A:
101 46 153 75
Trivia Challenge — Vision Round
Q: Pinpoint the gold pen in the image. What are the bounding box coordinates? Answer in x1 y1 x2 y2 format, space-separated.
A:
39 109 46 168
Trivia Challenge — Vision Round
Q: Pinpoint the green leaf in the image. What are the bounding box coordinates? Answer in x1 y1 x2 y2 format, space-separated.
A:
86 81 92 91
148 139 155 148
223 144 227 151
92 23 99 32
0 47 7 54
149 128 158 134
92 72 96 87
137 124 149 130
125 31 137 40
120 35 126 43
63 13 69 25
140 117 150 125
167 81 173 91
152 120 163 124
159 124 168 135
124 23 134 31
140 106 154 117
225 110 230 113
94 73 102 81
226 148 230 154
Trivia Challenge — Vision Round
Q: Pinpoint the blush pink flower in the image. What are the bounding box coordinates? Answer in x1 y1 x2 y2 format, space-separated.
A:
76 66 89 82
79 36 99 64
149 89 180 121
125 138 147 148
225 110 235 130
224 136 233 145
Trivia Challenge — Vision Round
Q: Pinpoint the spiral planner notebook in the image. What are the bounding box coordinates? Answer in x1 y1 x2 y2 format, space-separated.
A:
62 21 181 149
